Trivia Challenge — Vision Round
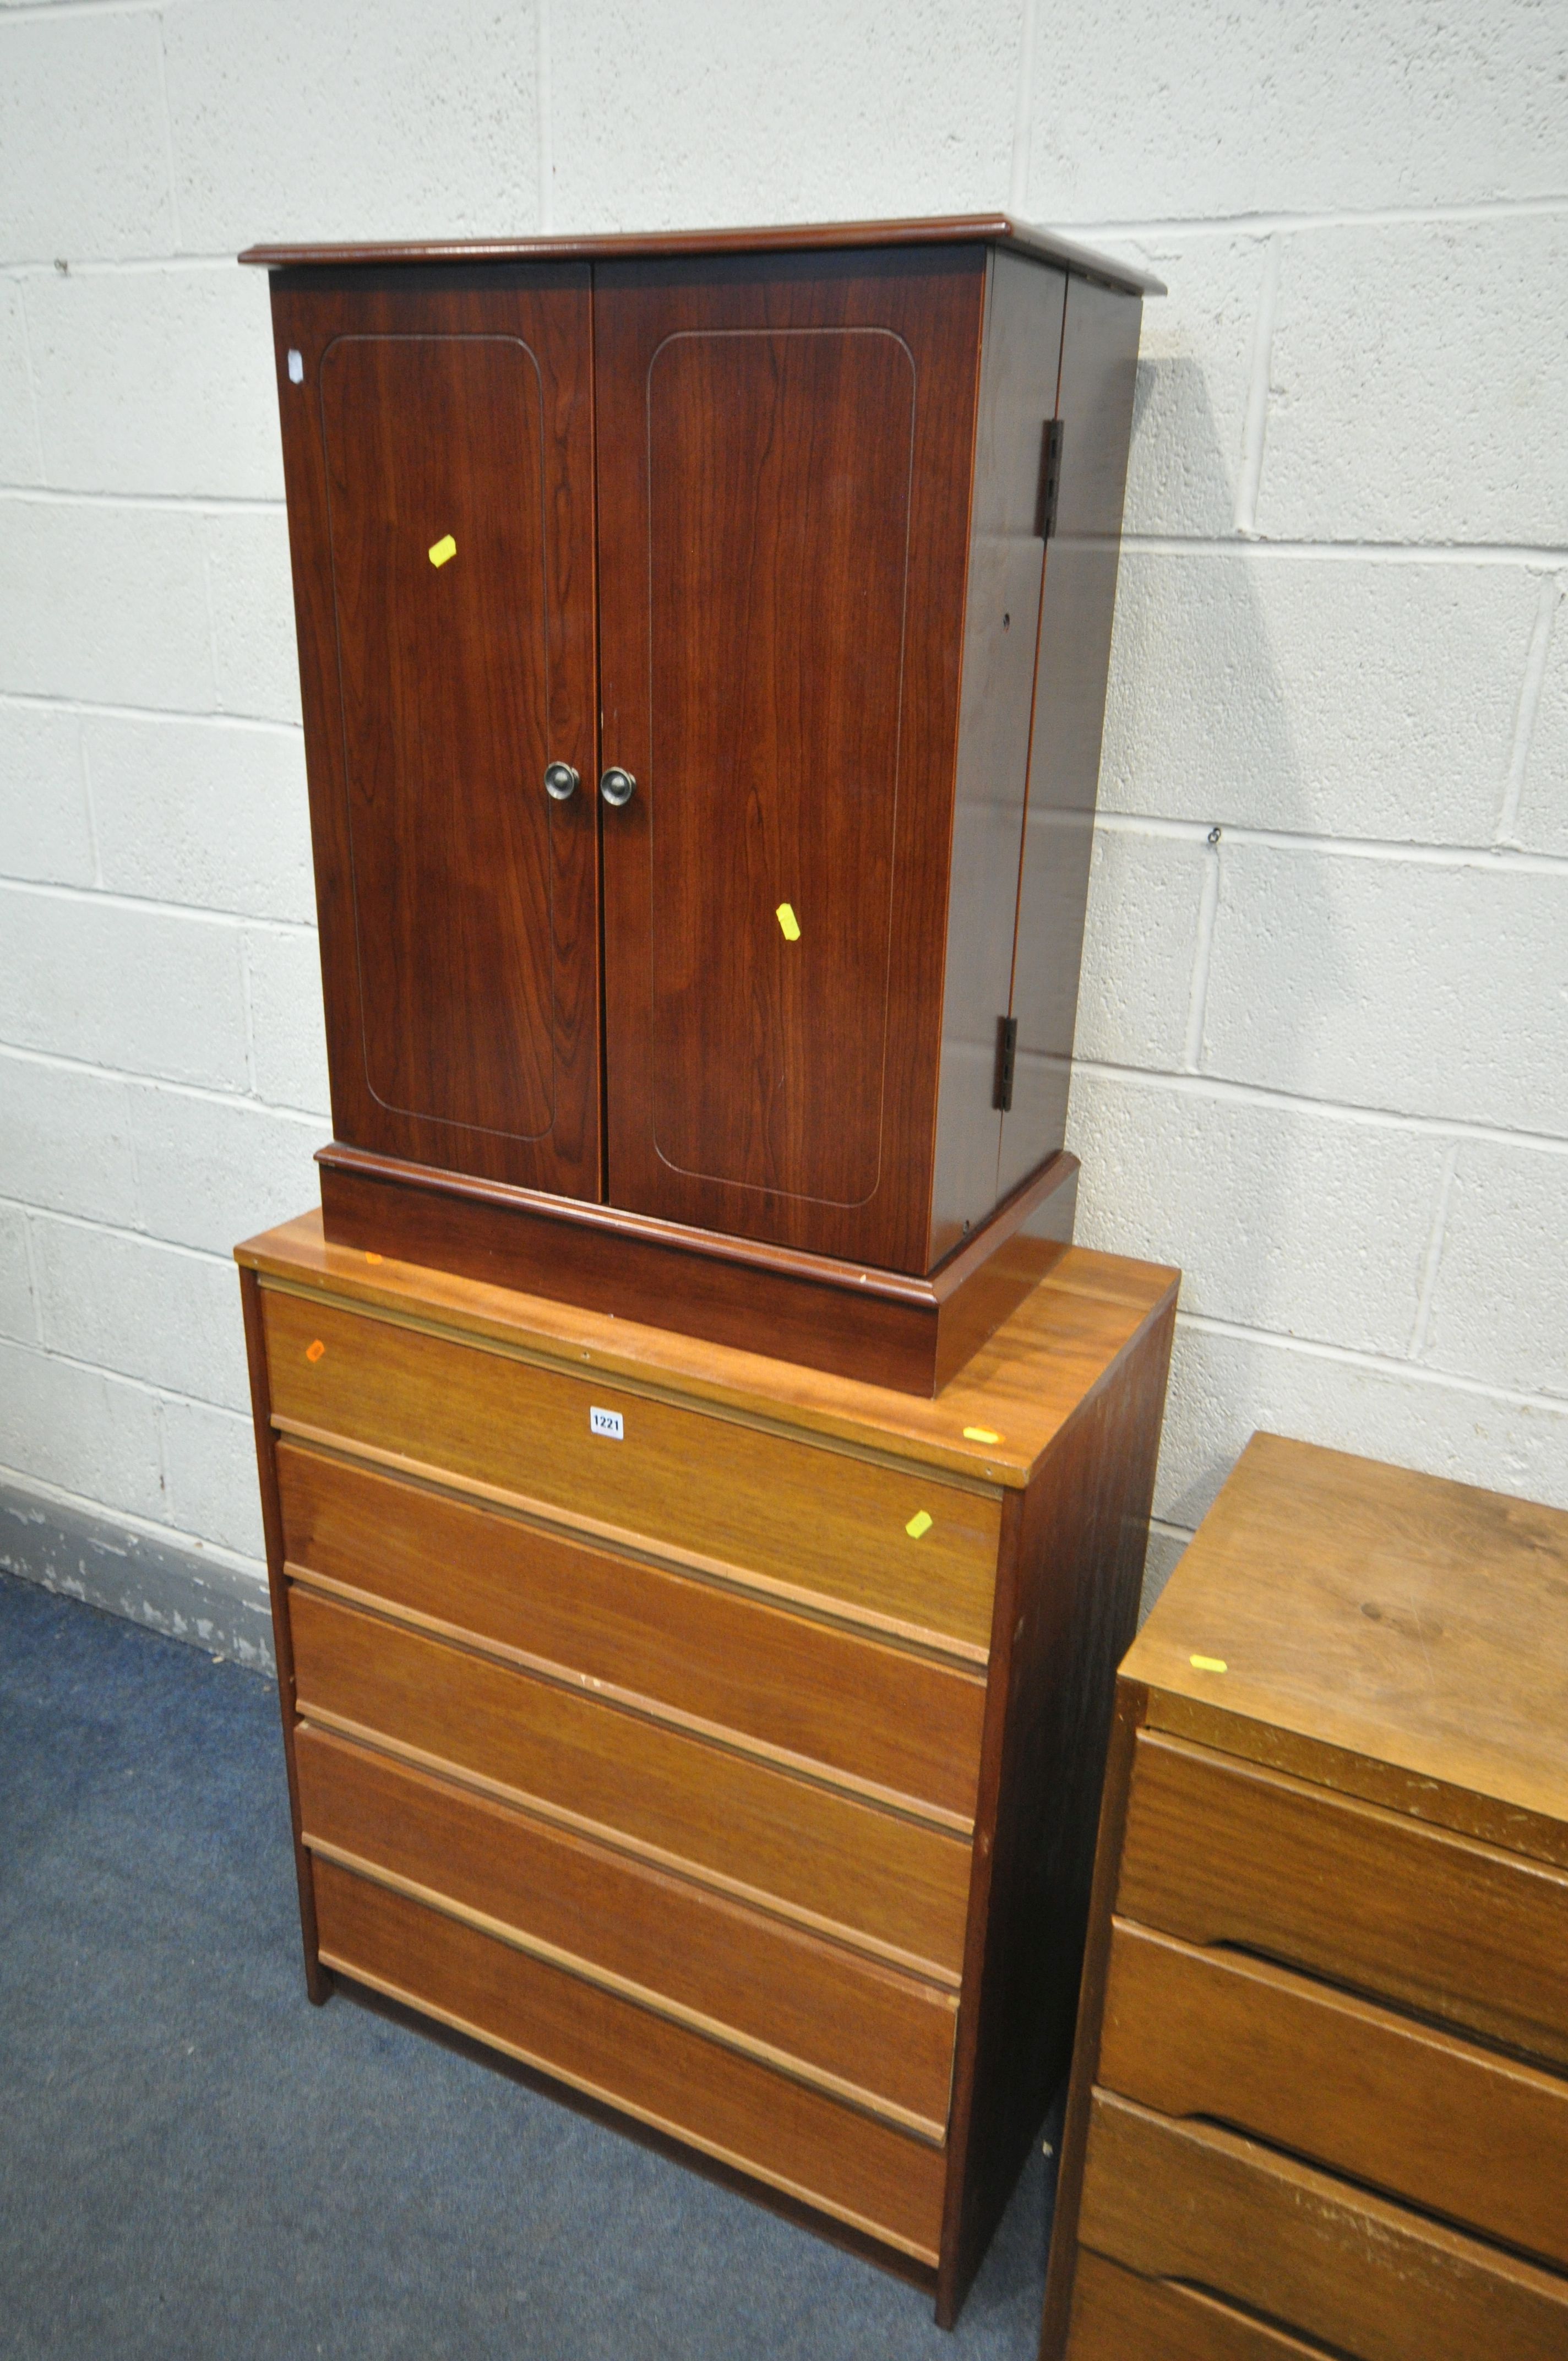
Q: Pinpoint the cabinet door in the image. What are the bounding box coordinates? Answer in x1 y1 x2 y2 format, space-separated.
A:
270 266 600 1198
594 251 986 1271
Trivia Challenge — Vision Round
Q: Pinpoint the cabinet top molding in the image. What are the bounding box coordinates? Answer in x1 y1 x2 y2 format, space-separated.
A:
238 213 1166 297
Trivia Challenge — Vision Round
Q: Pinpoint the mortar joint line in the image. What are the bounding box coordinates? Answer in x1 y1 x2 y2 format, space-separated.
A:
18 1207 46 1347
0 1193 233 1269
1407 1141 1461 1360
1009 0 1041 216
536 0 554 233
153 5 183 253
1175 1305 1568 1418
1234 232 1282 538
1494 573 1565 847
1180 829 1222 1071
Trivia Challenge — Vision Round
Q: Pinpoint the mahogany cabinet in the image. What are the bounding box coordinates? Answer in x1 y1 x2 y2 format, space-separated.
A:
238 1208 1177 2324
245 217 1159 1390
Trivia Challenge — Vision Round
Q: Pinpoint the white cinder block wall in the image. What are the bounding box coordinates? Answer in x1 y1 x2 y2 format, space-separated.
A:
2 0 1564 1660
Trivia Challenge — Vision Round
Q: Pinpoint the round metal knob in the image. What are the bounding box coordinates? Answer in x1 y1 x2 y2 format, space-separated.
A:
599 766 636 808
543 761 579 803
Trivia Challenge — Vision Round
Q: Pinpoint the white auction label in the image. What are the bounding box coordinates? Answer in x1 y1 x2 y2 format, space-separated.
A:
589 1406 624 1440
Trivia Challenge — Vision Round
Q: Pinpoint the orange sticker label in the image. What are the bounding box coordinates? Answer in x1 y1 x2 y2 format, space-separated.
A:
305 1339 325 1364
364 1252 384 1264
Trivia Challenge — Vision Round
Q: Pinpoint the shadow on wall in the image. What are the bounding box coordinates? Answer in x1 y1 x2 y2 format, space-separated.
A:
1064 346 1351 1598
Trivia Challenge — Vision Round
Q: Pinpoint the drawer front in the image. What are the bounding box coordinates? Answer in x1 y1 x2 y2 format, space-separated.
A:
289 1586 972 1977
263 1285 1001 1653
1079 2091 1568 2361
295 1723 957 2135
1119 1731 1568 2069
277 1439 986 1824
1068 2250 1329 2360
1099 1918 1568 2271
312 1856 949 2263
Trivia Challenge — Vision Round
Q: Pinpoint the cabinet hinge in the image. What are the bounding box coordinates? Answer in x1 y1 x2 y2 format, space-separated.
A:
994 1014 1019 1113
1037 417 1065 541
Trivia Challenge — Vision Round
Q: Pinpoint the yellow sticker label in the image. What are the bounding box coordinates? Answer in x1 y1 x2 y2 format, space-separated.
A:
905 1509 933 1540
963 1426 1000 1444
428 533 457 568
1190 1653 1228 1673
776 902 801 942
364 1252 384 1264
305 1339 326 1364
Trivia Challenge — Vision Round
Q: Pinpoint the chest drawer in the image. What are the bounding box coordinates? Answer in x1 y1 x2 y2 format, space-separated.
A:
1067 2250 1330 2359
1099 1918 1568 2270
264 1285 1000 1653
288 1585 972 1978
312 1858 950 2266
276 1440 986 1824
1079 2090 1568 2361
296 1725 957 2135
1118 1731 1568 2070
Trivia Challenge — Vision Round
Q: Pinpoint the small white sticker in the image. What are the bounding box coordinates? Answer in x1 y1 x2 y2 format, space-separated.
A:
286 348 304 384
589 1405 624 1440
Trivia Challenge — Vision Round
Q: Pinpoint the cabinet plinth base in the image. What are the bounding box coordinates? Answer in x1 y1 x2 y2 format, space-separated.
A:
315 1146 1079 1396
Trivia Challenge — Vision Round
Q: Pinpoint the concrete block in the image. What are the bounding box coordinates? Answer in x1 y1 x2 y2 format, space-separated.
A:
0 701 95 886
0 1204 32 1342
0 1337 166 1521
246 927 330 1114
1259 217 1568 547
26 264 283 501
0 12 173 261
1070 826 1207 1071
205 509 303 726
165 0 537 251
0 886 251 1091
0 499 214 712
1116 237 1271 540
0 285 42 482
0 1050 138 1227
1066 1071 1446 1357
160 1396 266 1559
1422 1141 1568 1401
1100 554 1538 843
31 1218 251 1414
551 0 1015 231
1200 843 1568 1138
0 1479 274 1669
128 1085 322 1256
1515 584 1568 855
1156 1320 1568 1536
84 713 313 921
1019 0 1567 222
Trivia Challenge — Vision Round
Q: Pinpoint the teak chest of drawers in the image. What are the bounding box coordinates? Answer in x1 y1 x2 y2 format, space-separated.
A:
237 1212 1175 2323
1041 1431 1568 2361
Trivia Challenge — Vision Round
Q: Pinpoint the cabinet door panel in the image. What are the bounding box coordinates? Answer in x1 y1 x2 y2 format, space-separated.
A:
270 266 600 1195
595 251 986 1271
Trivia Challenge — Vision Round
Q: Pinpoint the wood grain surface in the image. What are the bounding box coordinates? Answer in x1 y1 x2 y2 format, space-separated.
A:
238 1209 1179 1492
313 1857 950 2261
241 214 1166 297
1117 1729 1568 2070
288 1586 973 1976
266 266 601 1196
263 1283 1003 1650
1078 2091 1568 2361
1066 2251 1331 2361
595 246 986 1269
1098 1917 1568 2270
296 1726 956 2132
277 1440 987 1820
940 1296 1174 2322
929 251 1066 1261
1124 1430 1568 1847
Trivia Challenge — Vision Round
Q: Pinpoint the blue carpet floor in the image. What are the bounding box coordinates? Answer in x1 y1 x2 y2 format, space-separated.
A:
0 1570 1058 2360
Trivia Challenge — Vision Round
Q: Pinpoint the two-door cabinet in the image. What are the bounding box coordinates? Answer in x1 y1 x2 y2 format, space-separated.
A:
244 217 1161 1393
